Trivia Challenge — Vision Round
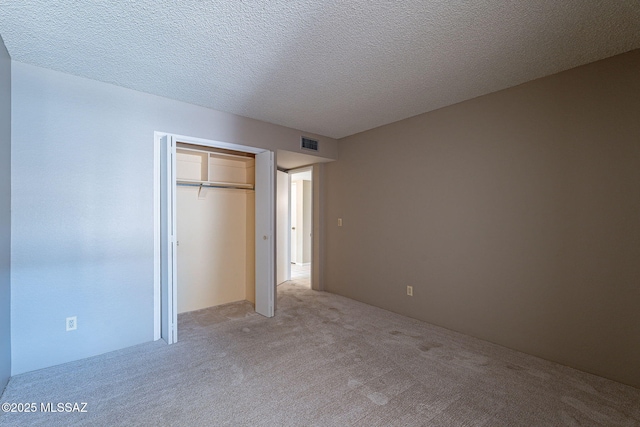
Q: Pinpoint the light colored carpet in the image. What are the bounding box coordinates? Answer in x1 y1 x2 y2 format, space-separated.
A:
1 282 639 426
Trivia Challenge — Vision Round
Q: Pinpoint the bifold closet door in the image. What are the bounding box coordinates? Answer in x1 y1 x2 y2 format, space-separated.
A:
255 150 275 317
160 135 177 344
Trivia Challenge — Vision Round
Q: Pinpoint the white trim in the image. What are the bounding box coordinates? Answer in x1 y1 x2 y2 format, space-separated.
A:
288 171 292 280
276 169 292 284
288 166 314 289
170 133 263 154
169 135 178 343
153 132 161 341
287 172 292 282
153 132 274 340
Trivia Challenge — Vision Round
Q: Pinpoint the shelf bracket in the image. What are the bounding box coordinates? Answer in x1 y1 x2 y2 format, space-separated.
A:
197 186 207 199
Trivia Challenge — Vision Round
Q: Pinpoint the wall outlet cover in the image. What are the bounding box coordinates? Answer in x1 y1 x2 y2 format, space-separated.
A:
66 316 77 331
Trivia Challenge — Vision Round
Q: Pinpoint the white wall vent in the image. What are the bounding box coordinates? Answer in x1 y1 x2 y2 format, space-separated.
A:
301 137 319 152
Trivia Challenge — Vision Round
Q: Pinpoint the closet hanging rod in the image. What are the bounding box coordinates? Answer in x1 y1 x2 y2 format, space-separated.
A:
176 181 254 191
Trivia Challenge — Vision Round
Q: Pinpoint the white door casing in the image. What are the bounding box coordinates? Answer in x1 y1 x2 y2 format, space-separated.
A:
290 181 298 264
155 133 276 342
276 170 291 285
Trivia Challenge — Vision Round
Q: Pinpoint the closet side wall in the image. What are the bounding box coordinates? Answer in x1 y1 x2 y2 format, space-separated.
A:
245 193 255 304
177 188 248 313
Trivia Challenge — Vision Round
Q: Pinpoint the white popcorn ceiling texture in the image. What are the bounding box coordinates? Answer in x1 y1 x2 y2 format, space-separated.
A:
1 1 639 139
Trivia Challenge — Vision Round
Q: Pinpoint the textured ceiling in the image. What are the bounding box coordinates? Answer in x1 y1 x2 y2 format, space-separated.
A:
1 1 639 139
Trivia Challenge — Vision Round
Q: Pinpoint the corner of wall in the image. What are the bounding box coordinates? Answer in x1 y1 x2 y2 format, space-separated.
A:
0 32 12 395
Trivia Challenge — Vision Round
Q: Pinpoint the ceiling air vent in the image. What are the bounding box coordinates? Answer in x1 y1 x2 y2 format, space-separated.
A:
301 136 319 152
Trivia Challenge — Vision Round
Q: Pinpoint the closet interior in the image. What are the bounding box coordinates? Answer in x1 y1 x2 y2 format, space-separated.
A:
175 142 256 314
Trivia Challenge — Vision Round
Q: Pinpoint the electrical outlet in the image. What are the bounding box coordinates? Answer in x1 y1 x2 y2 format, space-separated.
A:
66 316 77 331
407 286 413 297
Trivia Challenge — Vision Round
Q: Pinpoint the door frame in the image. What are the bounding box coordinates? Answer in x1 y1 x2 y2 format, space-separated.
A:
276 170 292 285
153 131 275 342
288 166 314 286
290 180 298 265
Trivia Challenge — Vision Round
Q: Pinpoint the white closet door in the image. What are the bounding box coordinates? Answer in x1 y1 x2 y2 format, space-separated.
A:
160 135 178 343
255 150 275 317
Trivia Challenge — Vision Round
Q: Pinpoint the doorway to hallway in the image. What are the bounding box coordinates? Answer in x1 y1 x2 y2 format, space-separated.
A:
288 168 312 288
290 263 310 287
276 167 312 289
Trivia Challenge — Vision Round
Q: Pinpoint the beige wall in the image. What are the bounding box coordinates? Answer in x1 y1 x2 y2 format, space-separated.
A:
246 193 255 304
312 164 325 291
302 180 312 264
325 49 640 388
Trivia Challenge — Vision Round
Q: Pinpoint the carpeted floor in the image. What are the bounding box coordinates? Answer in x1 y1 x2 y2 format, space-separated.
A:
1 281 639 426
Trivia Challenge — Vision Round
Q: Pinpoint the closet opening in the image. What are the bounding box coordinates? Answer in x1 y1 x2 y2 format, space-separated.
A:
175 142 257 314
154 133 275 345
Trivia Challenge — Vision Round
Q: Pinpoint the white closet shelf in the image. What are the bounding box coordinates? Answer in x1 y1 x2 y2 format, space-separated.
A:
177 146 255 162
